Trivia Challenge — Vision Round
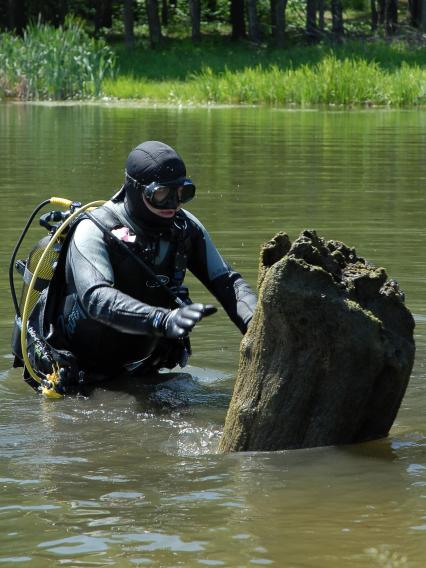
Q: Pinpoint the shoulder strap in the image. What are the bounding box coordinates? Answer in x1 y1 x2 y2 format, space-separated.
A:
170 211 192 286
84 210 187 308
88 203 123 231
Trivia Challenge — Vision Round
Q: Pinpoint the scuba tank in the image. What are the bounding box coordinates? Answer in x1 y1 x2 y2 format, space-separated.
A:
12 212 70 359
9 198 106 397
11 204 80 366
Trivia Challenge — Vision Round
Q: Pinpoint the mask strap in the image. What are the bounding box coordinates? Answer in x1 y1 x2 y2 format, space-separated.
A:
125 170 143 191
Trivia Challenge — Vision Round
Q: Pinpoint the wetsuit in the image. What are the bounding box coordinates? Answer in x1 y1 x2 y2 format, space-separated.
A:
54 199 257 378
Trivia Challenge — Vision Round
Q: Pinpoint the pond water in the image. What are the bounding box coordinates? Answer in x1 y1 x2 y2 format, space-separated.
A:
0 103 425 567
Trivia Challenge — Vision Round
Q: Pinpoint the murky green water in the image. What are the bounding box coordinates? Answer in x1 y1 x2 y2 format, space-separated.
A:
0 103 425 567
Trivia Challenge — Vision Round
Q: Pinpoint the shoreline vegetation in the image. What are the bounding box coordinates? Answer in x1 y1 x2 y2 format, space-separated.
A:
1 20 426 108
104 48 426 107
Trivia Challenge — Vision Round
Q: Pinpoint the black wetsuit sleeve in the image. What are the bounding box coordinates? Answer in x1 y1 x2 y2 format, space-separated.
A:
185 213 257 333
66 219 165 335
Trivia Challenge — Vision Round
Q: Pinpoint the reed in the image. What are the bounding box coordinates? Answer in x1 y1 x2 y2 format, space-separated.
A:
0 19 115 99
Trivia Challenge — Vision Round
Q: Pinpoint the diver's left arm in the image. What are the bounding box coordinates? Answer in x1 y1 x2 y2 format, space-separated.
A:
185 212 257 334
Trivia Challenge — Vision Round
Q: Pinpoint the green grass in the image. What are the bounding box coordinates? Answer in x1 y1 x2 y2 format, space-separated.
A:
111 36 426 80
103 39 426 107
0 18 115 99
2 25 426 107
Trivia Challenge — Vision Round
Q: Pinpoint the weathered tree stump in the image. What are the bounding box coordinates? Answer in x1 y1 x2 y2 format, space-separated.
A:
219 230 415 452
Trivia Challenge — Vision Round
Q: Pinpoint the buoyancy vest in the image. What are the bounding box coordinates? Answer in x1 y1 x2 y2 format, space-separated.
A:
44 204 192 375
88 204 191 307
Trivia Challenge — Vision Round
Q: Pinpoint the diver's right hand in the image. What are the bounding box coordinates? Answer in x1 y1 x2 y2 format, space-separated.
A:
154 303 217 338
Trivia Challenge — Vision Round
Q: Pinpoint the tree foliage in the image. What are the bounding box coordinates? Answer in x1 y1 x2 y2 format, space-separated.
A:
0 0 425 46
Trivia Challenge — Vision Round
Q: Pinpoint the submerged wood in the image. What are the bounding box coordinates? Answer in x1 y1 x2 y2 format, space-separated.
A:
219 230 415 452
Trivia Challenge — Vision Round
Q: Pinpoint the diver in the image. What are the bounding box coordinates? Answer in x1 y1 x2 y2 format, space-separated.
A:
20 140 257 391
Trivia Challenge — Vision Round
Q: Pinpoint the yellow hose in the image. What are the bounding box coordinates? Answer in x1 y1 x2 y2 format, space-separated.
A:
20 198 106 397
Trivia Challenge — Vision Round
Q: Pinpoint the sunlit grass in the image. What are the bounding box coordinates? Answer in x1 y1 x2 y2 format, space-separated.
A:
0 18 115 99
103 55 426 107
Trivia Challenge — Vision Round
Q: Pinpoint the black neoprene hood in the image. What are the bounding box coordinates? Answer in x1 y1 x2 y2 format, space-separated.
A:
126 141 187 184
123 141 188 230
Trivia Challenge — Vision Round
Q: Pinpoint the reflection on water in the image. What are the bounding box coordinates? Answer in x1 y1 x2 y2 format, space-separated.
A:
0 103 425 566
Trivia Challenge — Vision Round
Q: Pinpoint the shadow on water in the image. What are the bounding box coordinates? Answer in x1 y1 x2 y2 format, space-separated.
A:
1 362 232 411
86 366 233 414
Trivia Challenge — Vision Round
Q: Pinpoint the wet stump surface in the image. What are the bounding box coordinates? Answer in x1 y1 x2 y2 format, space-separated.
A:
219 230 415 452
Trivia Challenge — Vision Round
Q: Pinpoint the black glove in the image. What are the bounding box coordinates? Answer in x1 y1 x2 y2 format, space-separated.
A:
153 303 217 339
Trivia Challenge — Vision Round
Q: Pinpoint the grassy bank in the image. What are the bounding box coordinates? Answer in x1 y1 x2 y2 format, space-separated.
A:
103 39 426 107
1 22 426 106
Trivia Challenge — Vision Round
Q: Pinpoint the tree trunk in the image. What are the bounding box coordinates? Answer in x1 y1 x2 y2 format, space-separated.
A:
306 0 318 41
378 0 386 24
318 0 325 30
270 0 277 34
331 0 344 36
94 0 113 33
230 0 246 39
52 0 68 25
207 0 217 20
124 0 135 48
104 0 113 27
371 0 379 30
7 0 27 34
409 0 426 27
274 0 287 46
408 0 417 25
385 0 398 34
161 0 168 26
189 0 201 42
246 0 261 42
219 230 415 452
146 0 163 47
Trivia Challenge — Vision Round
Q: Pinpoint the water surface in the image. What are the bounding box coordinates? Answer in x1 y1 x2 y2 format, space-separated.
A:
0 103 425 567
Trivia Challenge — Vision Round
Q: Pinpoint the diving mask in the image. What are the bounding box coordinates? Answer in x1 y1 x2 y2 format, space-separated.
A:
126 172 196 210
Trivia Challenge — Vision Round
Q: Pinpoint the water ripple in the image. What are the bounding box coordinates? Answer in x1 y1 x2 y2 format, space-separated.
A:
0 477 40 485
0 557 32 564
0 504 61 511
38 535 109 555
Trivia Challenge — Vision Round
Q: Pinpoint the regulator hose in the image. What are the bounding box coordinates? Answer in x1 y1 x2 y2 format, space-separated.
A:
20 198 106 396
9 199 52 318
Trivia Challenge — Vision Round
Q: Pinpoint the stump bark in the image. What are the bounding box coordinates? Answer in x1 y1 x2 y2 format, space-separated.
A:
219 230 415 452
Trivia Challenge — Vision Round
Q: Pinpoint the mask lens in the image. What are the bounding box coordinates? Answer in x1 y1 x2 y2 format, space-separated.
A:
178 184 196 204
151 186 171 206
